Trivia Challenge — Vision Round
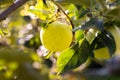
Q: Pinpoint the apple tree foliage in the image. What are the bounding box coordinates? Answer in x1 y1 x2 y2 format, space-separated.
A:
0 0 120 80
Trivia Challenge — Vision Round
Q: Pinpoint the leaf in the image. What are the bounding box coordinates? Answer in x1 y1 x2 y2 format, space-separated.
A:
29 0 58 21
94 47 110 59
85 28 98 44
35 0 47 9
107 26 120 52
104 16 120 28
90 35 105 50
42 0 47 6
72 18 104 32
90 30 116 57
75 30 84 42
81 18 104 31
67 4 79 19
57 39 90 74
57 43 79 74
64 39 90 71
99 30 116 56
29 9 49 20
0 29 4 36
107 7 120 20
79 9 90 18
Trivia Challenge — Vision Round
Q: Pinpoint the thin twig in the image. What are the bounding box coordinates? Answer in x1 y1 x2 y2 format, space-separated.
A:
0 0 29 22
51 0 74 29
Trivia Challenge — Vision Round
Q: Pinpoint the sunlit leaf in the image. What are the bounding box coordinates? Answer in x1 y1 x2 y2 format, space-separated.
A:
29 0 58 21
76 39 90 63
67 4 79 19
29 9 50 20
0 29 4 36
75 29 84 42
57 39 90 74
63 39 90 72
57 43 79 74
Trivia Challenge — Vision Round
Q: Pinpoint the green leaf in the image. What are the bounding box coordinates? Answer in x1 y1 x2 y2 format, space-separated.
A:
29 0 57 21
107 7 120 20
29 9 50 20
72 18 104 32
57 43 79 74
81 18 104 31
104 17 120 27
90 30 116 57
64 39 90 71
75 30 84 42
78 39 90 62
0 29 4 36
89 35 105 58
85 29 98 44
67 4 79 19
90 35 105 50
57 39 90 74
79 9 90 18
98 30 116 56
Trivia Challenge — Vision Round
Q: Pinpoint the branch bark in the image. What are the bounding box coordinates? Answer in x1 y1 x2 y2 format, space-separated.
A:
0 0 29 22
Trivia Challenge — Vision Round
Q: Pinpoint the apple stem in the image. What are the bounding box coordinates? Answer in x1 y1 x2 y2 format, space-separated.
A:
51 0 74 30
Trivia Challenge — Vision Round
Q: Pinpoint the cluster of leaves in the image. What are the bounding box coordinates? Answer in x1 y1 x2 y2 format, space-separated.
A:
29 0 120 74
57 0 120 74
0 0 120 79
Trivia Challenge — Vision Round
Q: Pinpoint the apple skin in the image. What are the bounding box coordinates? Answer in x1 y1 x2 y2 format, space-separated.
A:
40 21 73 51
94 47 110 59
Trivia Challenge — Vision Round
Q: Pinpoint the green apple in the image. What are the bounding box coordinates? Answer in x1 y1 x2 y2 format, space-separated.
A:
40 21 73 51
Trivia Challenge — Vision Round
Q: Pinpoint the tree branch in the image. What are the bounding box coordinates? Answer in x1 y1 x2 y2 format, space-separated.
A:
0 0 29 22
